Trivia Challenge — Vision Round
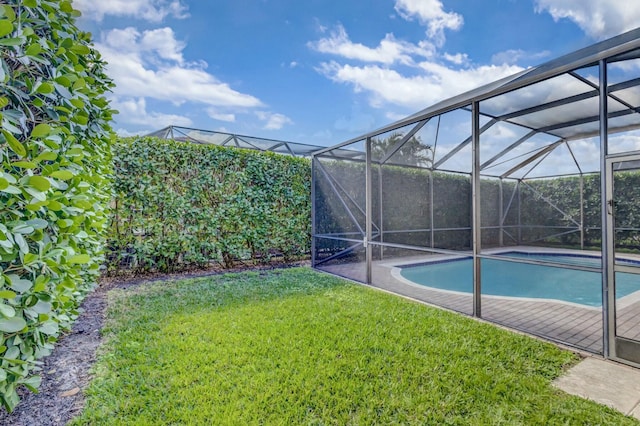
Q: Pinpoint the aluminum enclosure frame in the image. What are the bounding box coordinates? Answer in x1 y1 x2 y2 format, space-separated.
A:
147 125 332 158
312 27 640 365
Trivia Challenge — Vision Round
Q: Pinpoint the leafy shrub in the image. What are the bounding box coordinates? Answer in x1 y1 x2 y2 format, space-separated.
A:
107 137 311 274
0 0 114 411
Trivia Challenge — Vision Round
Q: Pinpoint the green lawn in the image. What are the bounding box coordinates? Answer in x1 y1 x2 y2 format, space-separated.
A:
73 267 638 425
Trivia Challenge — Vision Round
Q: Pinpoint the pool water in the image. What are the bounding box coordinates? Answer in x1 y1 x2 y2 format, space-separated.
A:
501 251 640 268
399 253 640 307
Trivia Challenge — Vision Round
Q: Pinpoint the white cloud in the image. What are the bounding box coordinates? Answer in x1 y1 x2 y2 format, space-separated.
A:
308 3 504 119
93 25 294 135
308 24 434 65
103 27 185 64
566 138 600 171
318 60 523 110
491 49 551 65
314 18 328 34
97 27 263 108
333 105 376 133
609 131 640 154
385 111 407 121
115 128 148 137
443 52 468 65
535 0 640 39
139 27 185 63
255 112 293 130
207 109 236 123
394 0 463 45
111 97 192 128
75 0 188 22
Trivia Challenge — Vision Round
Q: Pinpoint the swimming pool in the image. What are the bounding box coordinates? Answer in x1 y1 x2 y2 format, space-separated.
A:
398 252 640 307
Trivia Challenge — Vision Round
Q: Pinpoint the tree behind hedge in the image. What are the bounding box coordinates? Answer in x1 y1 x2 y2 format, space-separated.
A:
0 0 114 411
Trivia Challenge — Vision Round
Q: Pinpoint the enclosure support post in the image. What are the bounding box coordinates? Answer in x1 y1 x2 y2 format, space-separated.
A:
599 59 613 358
366 137 373 284
430 170 435 248
311 156 317 267
517 180 522 245
378 165 384 260
472 101 482 317
499 178 504 247
580 174 585 251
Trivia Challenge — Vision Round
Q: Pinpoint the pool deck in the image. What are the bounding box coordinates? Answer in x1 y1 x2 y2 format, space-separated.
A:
317 247 640 355
553 357 640 420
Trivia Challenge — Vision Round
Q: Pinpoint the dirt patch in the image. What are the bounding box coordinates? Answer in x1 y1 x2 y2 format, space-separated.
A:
0 261 309 425
0 287 107 426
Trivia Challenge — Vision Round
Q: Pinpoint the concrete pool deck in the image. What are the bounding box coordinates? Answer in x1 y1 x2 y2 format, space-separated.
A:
554 357 640 420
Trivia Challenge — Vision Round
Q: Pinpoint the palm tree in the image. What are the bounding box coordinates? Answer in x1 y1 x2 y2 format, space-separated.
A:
371 133 433 168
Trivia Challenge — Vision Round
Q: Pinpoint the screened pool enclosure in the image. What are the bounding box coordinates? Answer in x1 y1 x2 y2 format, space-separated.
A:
312 28 640 367
148 125 324 157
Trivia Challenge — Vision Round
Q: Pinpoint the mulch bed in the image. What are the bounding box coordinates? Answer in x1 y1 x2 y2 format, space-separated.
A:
0 261 308 426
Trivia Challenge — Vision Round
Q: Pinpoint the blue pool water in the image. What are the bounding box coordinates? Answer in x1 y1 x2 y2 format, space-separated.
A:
399 253 640 307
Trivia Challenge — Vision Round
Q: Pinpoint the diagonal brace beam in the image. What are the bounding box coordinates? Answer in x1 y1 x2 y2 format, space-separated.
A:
520 180 581 227
481 130 537 170
500 139 564 178
434 119 498 169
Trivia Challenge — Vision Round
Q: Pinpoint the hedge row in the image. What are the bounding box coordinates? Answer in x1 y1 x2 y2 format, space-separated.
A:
314 160 640 254
0 0 113 411
315 160 474 251
106 137 311 274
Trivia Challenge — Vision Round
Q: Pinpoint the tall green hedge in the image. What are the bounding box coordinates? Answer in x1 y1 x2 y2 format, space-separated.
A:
314 160 640 255
0 0 114 411
106 137 311 274
315 160 473 251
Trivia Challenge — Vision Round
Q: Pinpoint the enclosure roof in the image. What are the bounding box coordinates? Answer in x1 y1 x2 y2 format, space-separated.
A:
147 125 327 157
317 27 640 157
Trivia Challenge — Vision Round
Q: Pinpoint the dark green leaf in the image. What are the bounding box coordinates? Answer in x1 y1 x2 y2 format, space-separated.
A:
26 219 48 230
1 130 26 157
49 170 73 180
0 20 13 38
31 123 51 138
11 161 36 168
35 151 57 162
0 290 17 299
39 321 58 335
0 303 15 318
36 82 54 94
0 317 26 333
25 43 41 56
18 375 41 393
68 254 90 264
29 175 51 192
13 224 34 234
0 37 23 46
70 44 90 55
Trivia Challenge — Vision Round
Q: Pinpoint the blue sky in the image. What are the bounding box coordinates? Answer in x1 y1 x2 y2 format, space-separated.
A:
73 0 640 148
